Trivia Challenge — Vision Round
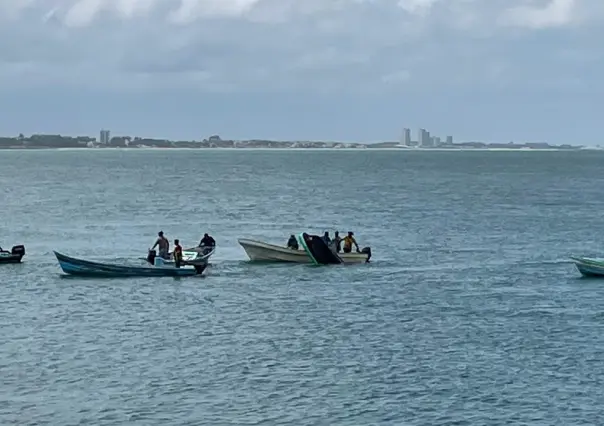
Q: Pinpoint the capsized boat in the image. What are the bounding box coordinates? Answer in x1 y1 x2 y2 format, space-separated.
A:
570 256 604 277
0 245 25 264
238 238 371 264
297 233 342 265
142 246 216 266
54 251 207 278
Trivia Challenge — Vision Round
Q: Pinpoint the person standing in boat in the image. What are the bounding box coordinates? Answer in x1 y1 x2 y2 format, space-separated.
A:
322 231 331 245
173 239 183 268
152 231 170 259
342 231 359 253
333 231 343 253
287 234 298 250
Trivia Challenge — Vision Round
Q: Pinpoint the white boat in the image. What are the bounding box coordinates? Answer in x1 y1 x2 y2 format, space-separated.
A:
238 238 371 264
143 246 216 266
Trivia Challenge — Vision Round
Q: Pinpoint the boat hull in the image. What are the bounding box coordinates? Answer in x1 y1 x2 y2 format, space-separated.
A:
54 251 205 278
238 238 369 264
0 255 23 264
570 256 604 277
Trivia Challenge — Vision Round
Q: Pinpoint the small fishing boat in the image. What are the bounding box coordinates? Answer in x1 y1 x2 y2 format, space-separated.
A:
0 245 25 264
570 256 604 277
54 251 207 278
238 238 371 264
142 246 216 266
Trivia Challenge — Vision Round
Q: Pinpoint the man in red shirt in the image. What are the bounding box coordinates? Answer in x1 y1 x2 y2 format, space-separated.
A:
173 239 183 268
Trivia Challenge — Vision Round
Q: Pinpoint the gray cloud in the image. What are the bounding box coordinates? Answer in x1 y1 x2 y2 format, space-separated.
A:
0 0 601 93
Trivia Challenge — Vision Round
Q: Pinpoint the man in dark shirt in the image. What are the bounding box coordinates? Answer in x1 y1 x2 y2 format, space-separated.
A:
321 231 331 245
287 235 298 250
199 233 216 248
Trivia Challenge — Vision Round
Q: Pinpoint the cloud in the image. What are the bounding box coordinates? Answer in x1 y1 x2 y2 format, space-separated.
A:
499 0 575 29
0 0 602 94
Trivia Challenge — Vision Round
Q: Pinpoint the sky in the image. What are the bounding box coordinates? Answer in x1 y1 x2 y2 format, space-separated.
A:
0 0 602 144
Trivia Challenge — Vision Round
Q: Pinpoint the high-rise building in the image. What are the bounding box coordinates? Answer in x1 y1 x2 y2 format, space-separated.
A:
100 129 111 144
402 128 411 146
418 128 427 147
446 136 453 145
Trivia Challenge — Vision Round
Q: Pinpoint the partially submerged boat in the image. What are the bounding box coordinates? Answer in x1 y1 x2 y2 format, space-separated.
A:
238 238 371 264
570 256 604 277
54 251 207 278
297 233 343 265
0 245 25 264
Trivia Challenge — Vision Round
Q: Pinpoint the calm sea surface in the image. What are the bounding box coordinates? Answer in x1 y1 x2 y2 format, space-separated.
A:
1 149 604 425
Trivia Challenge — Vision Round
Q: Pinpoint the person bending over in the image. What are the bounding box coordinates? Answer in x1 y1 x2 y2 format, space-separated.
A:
199 233 216 247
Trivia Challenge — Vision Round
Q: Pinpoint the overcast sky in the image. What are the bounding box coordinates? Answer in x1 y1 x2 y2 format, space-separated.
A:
0 0 601 144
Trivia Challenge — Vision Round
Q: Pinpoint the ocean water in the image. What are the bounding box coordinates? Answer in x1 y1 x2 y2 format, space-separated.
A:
1 148 604 425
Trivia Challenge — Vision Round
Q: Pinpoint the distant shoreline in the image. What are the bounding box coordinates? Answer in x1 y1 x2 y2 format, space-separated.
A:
0 133 587 151
0 146 594 152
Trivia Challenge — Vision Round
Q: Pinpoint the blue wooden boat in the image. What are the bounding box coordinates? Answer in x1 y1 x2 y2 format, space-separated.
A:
570 256 604 277
54 251 206 278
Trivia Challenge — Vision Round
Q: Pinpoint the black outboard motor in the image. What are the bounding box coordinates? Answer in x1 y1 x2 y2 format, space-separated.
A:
361 247 371 262
11 245 25 257
147 249 156 265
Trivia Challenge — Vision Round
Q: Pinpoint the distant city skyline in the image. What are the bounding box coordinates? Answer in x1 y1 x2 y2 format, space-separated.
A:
3 125 547 146
399 127 453 148
0 131 582 150
2 129 581 151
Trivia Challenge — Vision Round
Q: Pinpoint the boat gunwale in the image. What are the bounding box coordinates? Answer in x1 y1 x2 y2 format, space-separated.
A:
570 256 604 267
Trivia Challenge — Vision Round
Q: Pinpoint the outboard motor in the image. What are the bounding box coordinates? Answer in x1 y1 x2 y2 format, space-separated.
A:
361 246 371 262
11 245 25 257
146 249 156 265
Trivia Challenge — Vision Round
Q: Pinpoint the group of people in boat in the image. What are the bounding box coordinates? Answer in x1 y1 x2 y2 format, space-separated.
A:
287 231 360 254
151 230 216 266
